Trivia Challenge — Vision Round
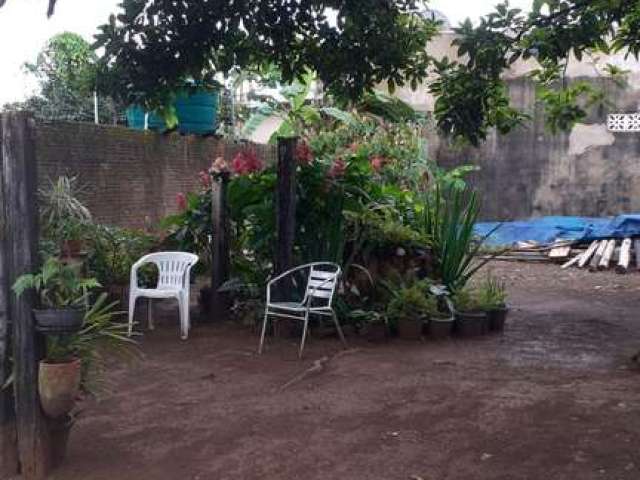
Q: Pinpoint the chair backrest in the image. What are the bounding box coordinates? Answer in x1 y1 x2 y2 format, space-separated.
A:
138 252 199 289
305 263 341 306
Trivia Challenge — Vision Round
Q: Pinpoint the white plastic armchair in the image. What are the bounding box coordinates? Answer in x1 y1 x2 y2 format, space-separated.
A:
258 262 346 357
128 252 199 340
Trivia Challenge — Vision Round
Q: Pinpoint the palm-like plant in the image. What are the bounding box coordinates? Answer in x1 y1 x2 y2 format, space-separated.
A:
420 183 498 293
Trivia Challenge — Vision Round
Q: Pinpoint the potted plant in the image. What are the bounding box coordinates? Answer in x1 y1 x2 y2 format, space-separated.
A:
386 283 433 340
86 224 157 308
12 257 98 334
453 287 488 337
39 176 92 258
478 275 509 332
421 284 454 340
350 309 389 342
13 259 136 420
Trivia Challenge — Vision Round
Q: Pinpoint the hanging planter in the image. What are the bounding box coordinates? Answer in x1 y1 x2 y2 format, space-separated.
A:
33 308 84 335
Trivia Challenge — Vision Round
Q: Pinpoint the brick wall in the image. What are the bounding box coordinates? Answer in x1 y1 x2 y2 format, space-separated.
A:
35 121 276 229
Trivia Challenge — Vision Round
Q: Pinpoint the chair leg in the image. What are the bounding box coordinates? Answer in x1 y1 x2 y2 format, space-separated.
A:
332 310 347 348
258 310 269 354
178 295 188 340
147 298 154 331
183 292 190 338
128 294 137 337
298 310 311 358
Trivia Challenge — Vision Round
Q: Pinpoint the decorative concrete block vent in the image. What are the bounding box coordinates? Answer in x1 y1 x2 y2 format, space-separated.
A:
608 113 640 132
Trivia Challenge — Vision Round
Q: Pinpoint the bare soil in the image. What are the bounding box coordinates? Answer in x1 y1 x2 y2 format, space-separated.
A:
51 263 640 480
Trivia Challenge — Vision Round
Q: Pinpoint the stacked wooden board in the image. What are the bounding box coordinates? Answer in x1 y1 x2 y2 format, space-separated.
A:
487 238 640 273
560 238 638 273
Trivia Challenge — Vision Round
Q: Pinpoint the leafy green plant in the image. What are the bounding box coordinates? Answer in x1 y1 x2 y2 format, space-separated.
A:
385 282 438 328
418 182 497 293
86 225 156 287
477 274 507 310
39 175 92 246
42 293 137 393
12 257 99 309
452 287 483 313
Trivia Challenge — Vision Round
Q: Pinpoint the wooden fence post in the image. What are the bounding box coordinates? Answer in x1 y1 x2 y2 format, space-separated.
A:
210 173 230 318
1 112 50 479
275 137 297 275
0 115 19 477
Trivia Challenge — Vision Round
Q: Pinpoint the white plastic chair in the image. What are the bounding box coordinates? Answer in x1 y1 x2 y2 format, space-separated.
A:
258 262 347 357
128 252 199 340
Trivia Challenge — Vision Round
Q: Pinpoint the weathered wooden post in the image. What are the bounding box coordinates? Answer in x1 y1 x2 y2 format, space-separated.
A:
1 112 51 479
210 170 230 319
0 115 19 478
275 137 297 276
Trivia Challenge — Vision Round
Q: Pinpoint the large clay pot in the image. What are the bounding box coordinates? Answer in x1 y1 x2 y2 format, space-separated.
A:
38 359 81 419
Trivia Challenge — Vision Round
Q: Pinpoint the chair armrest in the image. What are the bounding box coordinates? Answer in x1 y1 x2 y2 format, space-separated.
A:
130 255 153 290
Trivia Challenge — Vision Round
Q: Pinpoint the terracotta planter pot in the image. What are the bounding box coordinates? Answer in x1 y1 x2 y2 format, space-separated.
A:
38 359 81 419
397 317 423 340
487 307 509 332
361 323 389 342
455 311 487 337
428 316 454 340
33 308 84 335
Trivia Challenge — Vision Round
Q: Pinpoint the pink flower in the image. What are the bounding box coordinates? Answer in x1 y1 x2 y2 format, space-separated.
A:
198 170 212 189
231 149 263 175
328 158 347 179
209 156 230 176
295 141 314 166
176 192 187 210
349 142 360 153
370 155 386 172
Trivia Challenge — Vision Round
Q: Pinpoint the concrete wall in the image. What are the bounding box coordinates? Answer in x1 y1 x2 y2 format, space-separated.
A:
35 121 275 229
395 32 640 220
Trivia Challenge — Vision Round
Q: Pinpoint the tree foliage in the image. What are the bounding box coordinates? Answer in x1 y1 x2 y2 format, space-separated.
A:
94 0 440 109
432 0 640 145
3 32 123 123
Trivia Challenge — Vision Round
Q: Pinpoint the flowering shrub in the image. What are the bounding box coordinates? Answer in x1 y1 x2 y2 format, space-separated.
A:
295 141 313 166
231 149 263 175
176 192 187 210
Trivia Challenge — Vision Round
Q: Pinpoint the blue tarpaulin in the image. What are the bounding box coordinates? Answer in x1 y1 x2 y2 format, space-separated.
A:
475 215 640 247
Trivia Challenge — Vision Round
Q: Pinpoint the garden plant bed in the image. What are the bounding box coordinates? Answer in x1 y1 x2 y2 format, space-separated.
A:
56 263 640 480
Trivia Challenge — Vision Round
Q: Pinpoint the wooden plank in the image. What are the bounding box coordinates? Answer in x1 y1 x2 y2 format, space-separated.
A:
616 238 632 274
577 240 599 268
598 239 616 270
275 137 297 275
210 174 230 318
561 252 583 269
589 240 608 271
2 112 50 479
0 115 19 477
548 246 571 259
634 239 640 270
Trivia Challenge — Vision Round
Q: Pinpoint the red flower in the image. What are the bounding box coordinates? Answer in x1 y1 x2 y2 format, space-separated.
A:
295 141 314 166
198 170 212 189
231 149 264 175
328 158 347 179
176 192 187 210
370 155 386 172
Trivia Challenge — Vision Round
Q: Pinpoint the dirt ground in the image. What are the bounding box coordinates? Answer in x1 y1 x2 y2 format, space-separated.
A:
51 262 640 480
